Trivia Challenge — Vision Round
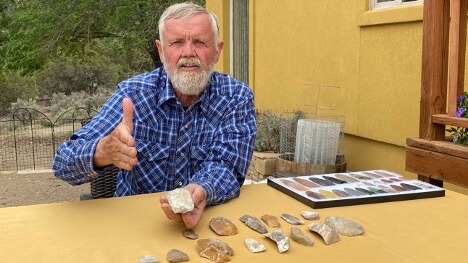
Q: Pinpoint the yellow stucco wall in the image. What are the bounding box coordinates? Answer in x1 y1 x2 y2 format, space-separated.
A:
206 0 230 73
206 1 467 194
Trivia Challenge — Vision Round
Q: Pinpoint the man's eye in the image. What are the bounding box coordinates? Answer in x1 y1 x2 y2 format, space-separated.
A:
193 41 207 47
171 41 184 46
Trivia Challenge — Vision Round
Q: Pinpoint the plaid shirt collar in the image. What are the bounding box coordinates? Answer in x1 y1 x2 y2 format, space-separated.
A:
157 69 216 115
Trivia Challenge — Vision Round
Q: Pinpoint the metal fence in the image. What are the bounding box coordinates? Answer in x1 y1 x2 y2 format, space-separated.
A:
0 108 95 171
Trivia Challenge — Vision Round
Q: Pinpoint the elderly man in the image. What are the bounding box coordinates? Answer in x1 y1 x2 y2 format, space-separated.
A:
53 2 257 229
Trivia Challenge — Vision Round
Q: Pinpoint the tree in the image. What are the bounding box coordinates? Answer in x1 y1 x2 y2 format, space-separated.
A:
0 0 205 75
36 49 124 96
0 0 48 74
0 70 37 114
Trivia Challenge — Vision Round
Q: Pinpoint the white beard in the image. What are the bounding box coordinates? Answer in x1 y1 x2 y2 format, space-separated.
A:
164 57 213 95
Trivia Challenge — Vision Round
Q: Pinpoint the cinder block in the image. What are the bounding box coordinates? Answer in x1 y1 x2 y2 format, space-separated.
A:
254 158 276 175
253 152 280 159
253 152 279 176
250 171 264 181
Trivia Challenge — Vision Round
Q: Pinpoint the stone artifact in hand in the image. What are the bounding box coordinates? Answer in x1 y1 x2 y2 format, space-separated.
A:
166 188 194 214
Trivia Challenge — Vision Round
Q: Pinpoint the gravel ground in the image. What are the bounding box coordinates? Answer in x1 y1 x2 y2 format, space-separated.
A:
0 170 89 208
0 168 260 209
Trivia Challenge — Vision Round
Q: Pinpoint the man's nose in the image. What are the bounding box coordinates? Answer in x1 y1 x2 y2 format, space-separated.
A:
181 42 196 57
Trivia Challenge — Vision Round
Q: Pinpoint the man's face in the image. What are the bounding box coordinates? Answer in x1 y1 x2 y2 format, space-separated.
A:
156 14 224 95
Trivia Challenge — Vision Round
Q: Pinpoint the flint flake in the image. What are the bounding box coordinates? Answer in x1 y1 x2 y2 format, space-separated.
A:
182 229 199 240
281 213 304 225
244 238 266 253
261 215 281 228
239 215 268 234
324 216 365 236
264 230 290 253
166 188 194 214
301 211 320 221
139 255 159 263
308 222 340 245
167 249 189 263
210 217 238 236
290 227 314 246
197 238 234 263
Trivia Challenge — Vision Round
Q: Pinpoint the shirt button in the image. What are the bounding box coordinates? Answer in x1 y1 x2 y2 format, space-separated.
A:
185 125 189 129
180 153 185 157
178 182 183 186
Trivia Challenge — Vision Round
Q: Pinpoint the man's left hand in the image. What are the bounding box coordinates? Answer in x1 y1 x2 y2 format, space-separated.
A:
160 184 207 229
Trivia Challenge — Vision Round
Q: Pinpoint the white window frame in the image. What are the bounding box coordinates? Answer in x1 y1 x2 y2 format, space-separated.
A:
370 0 423 10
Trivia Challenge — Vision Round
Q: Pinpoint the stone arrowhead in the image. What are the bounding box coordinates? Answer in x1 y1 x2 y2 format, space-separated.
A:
166 188 194 214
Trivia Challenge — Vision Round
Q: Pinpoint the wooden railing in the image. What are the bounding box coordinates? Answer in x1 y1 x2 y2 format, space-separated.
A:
405 0 468 189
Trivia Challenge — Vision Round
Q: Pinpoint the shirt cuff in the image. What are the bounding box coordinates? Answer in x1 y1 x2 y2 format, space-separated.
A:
74 139 100 177
192 179 216 206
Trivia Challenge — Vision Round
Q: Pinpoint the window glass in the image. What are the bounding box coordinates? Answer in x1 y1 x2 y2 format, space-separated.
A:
371 0 422 10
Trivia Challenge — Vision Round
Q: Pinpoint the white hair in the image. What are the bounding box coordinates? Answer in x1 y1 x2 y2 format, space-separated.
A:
158 2 220 49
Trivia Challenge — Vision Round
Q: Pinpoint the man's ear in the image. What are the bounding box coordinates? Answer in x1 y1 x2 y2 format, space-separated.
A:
214 40 224 63
155 39 163 60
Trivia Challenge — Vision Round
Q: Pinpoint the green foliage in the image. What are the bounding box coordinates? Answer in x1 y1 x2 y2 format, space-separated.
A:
10 98 42 125
447 92 468 146
254 110 307 153
48 89 112 118
0 71 38 114
8 88 112 125
255 111 281 152
10 98 41 114
84 88 114 112
1 0 205 75
1 1 48 73
36 51 124 96
1 0 207 122
48 93 86 117
447 127 468 145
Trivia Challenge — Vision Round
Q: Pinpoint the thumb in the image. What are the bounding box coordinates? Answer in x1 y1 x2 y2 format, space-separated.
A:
122 97 134 132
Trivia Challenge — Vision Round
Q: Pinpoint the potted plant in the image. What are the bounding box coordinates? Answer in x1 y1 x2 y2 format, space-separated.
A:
447 91 468 145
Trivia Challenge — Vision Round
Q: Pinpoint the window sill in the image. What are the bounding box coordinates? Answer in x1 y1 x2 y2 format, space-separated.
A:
359 4 423 27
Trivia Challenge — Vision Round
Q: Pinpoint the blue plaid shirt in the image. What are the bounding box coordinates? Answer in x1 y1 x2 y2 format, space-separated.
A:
53 68 256 205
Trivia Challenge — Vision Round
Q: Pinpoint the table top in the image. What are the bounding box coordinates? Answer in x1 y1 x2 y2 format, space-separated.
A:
1 183 467 262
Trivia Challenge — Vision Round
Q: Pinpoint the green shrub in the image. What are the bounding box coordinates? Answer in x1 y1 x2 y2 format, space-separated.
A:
255 110 281 152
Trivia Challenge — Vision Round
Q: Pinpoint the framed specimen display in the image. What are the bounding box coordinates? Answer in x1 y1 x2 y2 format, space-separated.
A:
267 170 445 209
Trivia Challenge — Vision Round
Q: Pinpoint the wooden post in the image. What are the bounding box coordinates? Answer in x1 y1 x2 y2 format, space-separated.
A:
419 0 450 141
448 0 468 116
418 0 451 186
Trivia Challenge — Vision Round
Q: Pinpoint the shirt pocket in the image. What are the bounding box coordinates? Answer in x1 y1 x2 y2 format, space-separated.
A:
190 145 209 174
136 140 170 162
133 120 169 161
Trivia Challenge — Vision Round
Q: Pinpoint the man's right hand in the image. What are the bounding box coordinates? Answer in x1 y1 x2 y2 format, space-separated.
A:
93 97 138 170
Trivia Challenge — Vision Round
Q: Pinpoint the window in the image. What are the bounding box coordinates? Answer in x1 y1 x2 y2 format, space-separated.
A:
370 0 422 10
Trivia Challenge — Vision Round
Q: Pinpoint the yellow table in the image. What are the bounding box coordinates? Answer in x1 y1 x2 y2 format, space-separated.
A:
1 183 467 262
